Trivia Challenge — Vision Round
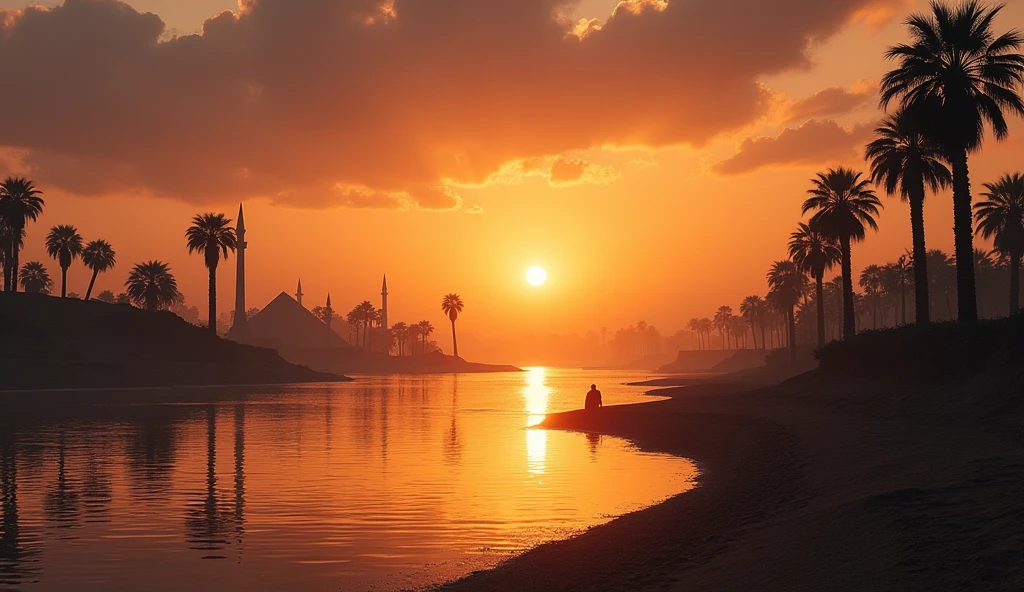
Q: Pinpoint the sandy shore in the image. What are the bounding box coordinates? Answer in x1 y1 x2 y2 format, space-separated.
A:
439 372 1022 591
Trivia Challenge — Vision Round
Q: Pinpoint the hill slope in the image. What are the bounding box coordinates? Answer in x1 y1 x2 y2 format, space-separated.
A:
0 293 348 390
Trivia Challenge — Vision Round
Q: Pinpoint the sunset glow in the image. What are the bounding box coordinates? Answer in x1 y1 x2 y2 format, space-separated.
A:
526 266 548 287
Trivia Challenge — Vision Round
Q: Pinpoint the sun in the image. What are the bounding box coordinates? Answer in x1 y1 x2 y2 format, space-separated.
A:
526 266 548 287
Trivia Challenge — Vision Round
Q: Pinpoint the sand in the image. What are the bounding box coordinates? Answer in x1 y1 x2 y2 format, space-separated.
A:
438 372 1023 591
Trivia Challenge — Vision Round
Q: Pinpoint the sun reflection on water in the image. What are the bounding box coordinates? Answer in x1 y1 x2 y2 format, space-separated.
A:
523 367 551 476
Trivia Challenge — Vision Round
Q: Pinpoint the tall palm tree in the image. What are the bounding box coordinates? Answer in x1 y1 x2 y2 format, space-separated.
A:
714 306 733 350
739 296 767 350
81 240 116 300
407 324 422 355
416 320 435 354
927 249 958 319
441 294 465 358
44 225 84 298
0 177 44 292
886 256 913 325
803 168 883 340
354 301 376 349
859 264 885 329
687 318 702 350
881 0 1024 322
975 173 1024 314
788 222 842 347
18 261 52 294
186 213 237 334
125 261 181 312
767 261 803 362
391 322 409 356
866 109 951 325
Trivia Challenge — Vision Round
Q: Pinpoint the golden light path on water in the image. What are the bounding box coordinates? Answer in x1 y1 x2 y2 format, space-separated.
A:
523 367 552 476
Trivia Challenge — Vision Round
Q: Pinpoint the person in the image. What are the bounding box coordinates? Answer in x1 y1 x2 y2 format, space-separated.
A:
585 384 603 411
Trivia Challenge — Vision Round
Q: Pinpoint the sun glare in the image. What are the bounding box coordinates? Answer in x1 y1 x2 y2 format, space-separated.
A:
526 266 548 287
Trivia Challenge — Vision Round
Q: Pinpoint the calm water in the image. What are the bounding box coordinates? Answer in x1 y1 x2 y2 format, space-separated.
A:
0 369 696 591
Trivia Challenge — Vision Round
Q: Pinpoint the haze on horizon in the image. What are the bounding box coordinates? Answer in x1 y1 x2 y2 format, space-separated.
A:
2 0 1023 365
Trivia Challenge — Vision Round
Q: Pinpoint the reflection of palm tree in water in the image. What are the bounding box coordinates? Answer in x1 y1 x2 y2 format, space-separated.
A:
186 406 232 557
0 438 41 587
44 433 80 528
233 404 246 557
443 375 462 466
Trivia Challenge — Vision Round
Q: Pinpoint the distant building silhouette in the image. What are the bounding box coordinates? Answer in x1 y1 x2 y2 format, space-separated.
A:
296 279 304 307
381 275 389 332
229 204 248 338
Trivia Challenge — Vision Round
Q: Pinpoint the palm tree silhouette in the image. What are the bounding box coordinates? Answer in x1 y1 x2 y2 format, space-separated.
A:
975 173 1024 314
441 294 465 357
803 168 882 340
44 225 84 298
416 320 434 354
0 177 44 293
866 109 951 325
740 296 768 350
886 255 913 325
125 261 181 312
391 322 409 355
859 264 885 329
789 222 841 347
81 240 116 300
881 1 1024 322
186 213 237 333
18 261 52 294
714 306 733 350
767 261 803 362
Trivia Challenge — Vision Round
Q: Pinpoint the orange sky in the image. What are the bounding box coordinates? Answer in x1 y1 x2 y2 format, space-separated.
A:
2 0 1023 363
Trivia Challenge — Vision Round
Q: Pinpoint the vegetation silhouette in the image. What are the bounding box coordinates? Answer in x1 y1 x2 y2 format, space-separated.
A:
789 222 841 347
767 260 803 362
0 177 44 293
866 109 951 324
803 168 882 340
125 261 181 312
740 296 768 350
186 213 237 334
441 293 464 358
81 240 116 301
974 173 1024 313
44 225 84 298
881 0 1024 322
416 320 435 354
18 261 52 294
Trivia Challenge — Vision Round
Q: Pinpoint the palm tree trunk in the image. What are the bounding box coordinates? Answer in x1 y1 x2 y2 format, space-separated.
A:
1011 250 1021 315
208 266 217 333
85 269 99 300
815 275 825 348
840 236 855 340
950 150 978 322
760 325 766 351
451 320 459 357
908 187 930 325
10 243 19 292
788 307 797 362
60 266 68 298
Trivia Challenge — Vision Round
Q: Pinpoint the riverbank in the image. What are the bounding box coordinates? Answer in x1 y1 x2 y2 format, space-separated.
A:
441 320 1023 591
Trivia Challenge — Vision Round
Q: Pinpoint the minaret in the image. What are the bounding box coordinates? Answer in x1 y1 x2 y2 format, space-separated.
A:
381 275 389 332
324 293 333 327
296 279 304 307
230 203 247 337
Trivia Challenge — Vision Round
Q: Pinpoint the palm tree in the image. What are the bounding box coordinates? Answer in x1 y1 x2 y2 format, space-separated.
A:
407 324 422 355
125 261 181 312
81 240 116 300
44 225 84 298
886 256 913 325
866 109 951 325
975 173 1024 314
803 168 882 340
859 264 885 329
927 250 958 319
767 261 803 362
0 177 44 292
739 296 767 350
881 1 1024 322
18 261 53 294
416 320 435 354
714 306 733 350
788 222 841 347
441 294 465 358
391 322 409 356
687 318 702 350
353 301 376 349
185 213 237 334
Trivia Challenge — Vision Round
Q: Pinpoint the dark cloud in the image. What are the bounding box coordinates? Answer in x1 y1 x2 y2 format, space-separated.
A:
0 0 902 209
713 119 874 175
785 81 877 122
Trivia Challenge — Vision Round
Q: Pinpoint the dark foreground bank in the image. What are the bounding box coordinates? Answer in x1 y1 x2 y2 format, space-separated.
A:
439 319 1023 592
0 293 349 389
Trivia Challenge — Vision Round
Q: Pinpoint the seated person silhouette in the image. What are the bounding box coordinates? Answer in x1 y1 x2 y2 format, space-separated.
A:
585 384 603 411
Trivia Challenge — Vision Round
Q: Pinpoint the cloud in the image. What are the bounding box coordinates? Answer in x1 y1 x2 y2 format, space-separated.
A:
548 157 620 187
713 119 875 175
465 205 484 214
784 80 877 122
0 0 904 209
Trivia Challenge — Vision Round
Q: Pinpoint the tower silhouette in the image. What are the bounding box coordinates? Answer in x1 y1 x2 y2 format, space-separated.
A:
325 293 333 327
296 279 303 307
381 275 389 332
230 204 248 337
